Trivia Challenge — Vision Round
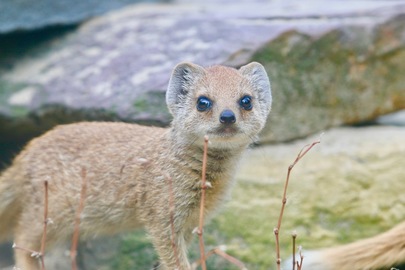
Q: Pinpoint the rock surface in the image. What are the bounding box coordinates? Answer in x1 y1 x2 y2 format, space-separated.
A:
2 123 402 269
0 0 163 33
1 1 405 269
1 0 405 143
222 124 405 269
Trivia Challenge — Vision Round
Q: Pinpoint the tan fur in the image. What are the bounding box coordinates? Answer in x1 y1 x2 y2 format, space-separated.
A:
292 222 405 270
0 62 272 269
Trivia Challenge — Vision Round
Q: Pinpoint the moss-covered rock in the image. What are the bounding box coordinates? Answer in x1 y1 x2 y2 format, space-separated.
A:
1 1 405 144
254 16 405 142
218 125 405 269
33 125 405 270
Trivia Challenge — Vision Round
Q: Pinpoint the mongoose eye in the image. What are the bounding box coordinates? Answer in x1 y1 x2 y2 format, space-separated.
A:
196 96 213 112
239 95 253 110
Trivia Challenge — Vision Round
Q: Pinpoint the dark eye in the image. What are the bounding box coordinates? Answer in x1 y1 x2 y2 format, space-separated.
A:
239 95 253 110
196 96 213 112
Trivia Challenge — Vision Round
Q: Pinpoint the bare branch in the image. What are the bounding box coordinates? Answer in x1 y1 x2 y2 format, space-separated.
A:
292 231 297 270
39 180 49 270
12 244 41 260
166 174 181 269
192 247 247 270
70 168 87 270
208 248 247 270
274 138 320 269
195 135 210 270
297 246 304 270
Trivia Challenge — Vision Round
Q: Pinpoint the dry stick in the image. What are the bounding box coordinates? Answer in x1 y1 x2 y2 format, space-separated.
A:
39 180 49 270
167 175 181 269
192 246 247 270
195 135 210 270
203 248 247 270
292 232 297 270
191 135 247 270
12 244 41 260
297 246 304 270
70 168 87 270
13 181 50 270
274 139 320 270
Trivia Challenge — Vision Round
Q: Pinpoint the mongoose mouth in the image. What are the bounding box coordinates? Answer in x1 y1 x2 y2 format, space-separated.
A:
213 126 240 137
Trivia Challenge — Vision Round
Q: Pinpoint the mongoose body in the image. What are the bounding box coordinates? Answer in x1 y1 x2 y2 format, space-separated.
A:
0 62 272 269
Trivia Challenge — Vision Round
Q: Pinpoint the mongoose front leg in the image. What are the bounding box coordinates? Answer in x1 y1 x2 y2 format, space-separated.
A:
14 233 42 270
149 228 191 270
12 207 47 270
14 250 41 270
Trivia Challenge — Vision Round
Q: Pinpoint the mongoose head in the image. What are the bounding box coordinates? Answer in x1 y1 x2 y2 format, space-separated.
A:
166 62 272 149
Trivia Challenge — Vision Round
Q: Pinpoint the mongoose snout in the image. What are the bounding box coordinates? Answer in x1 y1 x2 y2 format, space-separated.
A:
219 109 236 124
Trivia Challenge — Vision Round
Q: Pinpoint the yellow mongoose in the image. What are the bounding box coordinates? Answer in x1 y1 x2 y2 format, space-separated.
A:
0 62 272 269
295 221 405 270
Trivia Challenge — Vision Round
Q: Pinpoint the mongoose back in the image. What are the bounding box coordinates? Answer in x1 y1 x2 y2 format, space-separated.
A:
0 62 272 269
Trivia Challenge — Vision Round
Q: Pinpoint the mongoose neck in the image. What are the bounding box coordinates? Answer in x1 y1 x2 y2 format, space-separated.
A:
167 130 246 178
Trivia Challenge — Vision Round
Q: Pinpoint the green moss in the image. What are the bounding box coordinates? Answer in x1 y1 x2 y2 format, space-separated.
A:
251 25 405 142
11 105 30 118
111 230 158 269
0 79 36 118
132 91 169 117
69 128 404 270
0 79 26 105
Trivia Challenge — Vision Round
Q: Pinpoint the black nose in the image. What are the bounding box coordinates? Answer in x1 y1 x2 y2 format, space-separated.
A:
220 109 236 124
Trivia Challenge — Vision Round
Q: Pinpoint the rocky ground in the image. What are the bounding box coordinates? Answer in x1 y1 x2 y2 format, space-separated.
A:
1 117 403 269
1 0 405 269
227 124 405 269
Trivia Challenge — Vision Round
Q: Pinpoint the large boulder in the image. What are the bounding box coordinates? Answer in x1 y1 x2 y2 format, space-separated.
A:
220 124 405 269
3 120 403 270
1 1 405 144
1 118 403 270
0 0 164 33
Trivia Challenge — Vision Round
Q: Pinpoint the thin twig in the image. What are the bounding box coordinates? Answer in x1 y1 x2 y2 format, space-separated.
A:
292 232 297 270
166 175 181 269
70 168 87 270
195 135 209 270
192 246 247 270
201 247 247 270
297 246 304 270
191 136 248 270
274 138 320 269
12 243 39 257
38 180 49 270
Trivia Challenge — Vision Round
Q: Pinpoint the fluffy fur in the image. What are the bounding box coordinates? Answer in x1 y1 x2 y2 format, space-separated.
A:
285 221 405 270
0 62 272 269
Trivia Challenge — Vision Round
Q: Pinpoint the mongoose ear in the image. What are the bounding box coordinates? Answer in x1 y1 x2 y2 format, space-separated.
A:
239 62 272 115
166 62 206 115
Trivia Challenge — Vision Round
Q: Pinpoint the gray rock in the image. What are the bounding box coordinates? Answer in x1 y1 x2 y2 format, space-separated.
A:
0 0 165 33
376 109 405 126
252 15 405 142
1 0 405 144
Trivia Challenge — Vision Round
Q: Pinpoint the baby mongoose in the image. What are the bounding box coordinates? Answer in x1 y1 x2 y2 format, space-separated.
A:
0 62 272 269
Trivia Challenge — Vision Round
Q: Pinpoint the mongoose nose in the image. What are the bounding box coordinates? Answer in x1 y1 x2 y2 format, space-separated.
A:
220 109 236 124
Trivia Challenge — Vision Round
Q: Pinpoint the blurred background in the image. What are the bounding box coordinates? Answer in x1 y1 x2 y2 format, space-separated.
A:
0 0 404 269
